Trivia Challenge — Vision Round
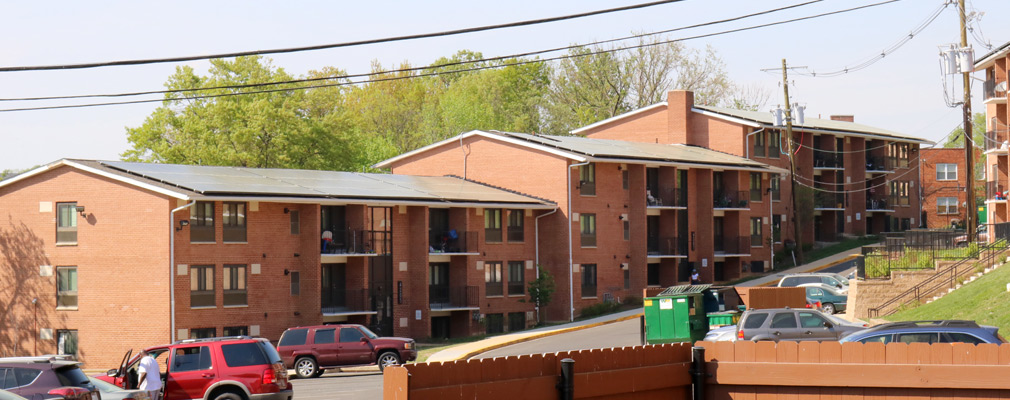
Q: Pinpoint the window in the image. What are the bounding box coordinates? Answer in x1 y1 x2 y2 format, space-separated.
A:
647 264 659 286
888 143 910 168
223 326 248 336
770 175 781 201
485 261 503 297
936 163 957 181
279 328 308 346
485 313 504 334
897 333 938 344
623 220 630 240
485 208 502 243
340 327 366 343
624 269 630 289
754 131 766 157
223 264 247 306
742 313 768 329
290 210 300 235
314 328 336 344
290 271 300 296
170 346 212 372
222 342 267 367
508 312 526 332
56 330 77 357
889 181 910 206
190 265 215 308
798 312 827 328
579 163 596 195
507 209 524 242
580 213 597 247
56 266 77 309
622 170 629 190
3 368 41 389
772 215 782 243
508 261 524 295
768 131 781 157
770 313 797 328
56 202 78 244
750 218 763 247
858 335 893 344
189 328 216 339
937 197 958 214
581 264 597 298
222 202 247 242
190 202 215 242
940 332 985 344
750 173 762 201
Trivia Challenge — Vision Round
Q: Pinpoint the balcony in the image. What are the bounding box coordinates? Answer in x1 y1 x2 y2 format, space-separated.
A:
321 229 384 256
865 156 893 174
988 181 1007 203
647 236 688 258
814 152 843 169
714 190 748 210
429 286 479 310
321 288 374 315
866 197 894 213
814 192 845 210
984 78 1007 104
985 129 1009 154
646 187 687 208
429 230 478 255
714 236 750 256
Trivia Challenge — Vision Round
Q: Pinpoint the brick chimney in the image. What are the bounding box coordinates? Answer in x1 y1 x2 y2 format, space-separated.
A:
668 90 694 145
830 115 854 122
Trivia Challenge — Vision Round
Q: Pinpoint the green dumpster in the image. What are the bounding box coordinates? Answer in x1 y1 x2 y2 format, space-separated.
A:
643 284 711 344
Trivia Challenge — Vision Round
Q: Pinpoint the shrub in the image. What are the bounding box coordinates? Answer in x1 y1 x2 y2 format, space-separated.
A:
622 295 642 306
579 301 622 318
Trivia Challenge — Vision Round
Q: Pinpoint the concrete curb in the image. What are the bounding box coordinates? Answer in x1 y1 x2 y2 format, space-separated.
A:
445 312 644 362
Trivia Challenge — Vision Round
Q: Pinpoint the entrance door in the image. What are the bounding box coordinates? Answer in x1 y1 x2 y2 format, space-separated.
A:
431 317 450 339
429 263 449 307
429 209 449 250
321 263 346 312
714 262 725 281
713 217 725 252
369 207 394 336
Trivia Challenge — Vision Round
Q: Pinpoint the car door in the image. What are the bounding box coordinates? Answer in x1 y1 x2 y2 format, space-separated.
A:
338 327 374 365
797 311 837 341
312 328 341 367
767 311 802 341
163 345 214 400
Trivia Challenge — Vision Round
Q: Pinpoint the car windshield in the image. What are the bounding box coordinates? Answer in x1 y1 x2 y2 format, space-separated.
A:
357 326 379 339
831 274 849 286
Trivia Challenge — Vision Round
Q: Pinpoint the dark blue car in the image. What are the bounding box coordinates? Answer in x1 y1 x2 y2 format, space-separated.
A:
839 320 1004 344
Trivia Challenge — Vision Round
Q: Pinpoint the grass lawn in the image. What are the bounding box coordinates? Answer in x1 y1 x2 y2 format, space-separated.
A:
885 258 1010 334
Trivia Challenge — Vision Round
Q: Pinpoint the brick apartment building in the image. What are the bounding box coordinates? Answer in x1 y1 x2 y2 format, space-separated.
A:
920 148 981 228
977 41 1010 226
0 159 554 368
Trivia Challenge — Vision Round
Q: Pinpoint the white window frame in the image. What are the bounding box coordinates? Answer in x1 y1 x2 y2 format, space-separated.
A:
936 164 958 181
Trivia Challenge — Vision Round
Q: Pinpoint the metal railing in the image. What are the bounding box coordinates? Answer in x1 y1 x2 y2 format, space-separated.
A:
814 152 842 169
866 197 891 211
768 145 781 158
647 187 687 207
486 282 504 297
321 288 371 314
865 156 892 172
985 129 1009 152
429 286 479 309
714 236 750 255
984 78 1006 102
429 230 477 253
646 236 688 256
988 181 1005 200
714 190 748 209
322 229 388 255
814 192 845 209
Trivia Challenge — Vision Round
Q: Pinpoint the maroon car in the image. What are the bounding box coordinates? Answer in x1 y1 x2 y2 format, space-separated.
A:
276 324 416 378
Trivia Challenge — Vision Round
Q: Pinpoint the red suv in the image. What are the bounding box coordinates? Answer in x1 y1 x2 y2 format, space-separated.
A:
98 336 292 400
276 324 416 378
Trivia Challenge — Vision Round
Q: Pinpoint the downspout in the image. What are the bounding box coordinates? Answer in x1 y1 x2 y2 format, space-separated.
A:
459 135 470 180
768 186 774 271
170 200 196 342
745 127 767 159
568 160 590 322
534 208 558 323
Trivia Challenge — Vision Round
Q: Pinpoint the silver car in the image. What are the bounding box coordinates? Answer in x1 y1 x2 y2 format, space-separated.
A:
735 308 866 342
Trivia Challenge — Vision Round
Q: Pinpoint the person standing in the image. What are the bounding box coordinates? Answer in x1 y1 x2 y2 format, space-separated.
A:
137 349 162 400
690 269 700 285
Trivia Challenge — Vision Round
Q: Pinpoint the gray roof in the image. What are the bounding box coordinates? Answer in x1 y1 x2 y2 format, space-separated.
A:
47 160 554 206
489 131 778 170
695 105 930 144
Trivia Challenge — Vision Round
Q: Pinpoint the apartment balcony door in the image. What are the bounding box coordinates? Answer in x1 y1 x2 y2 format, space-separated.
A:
713 217 725 252
321 263 347 311
429 263 450 307
369 206 394 336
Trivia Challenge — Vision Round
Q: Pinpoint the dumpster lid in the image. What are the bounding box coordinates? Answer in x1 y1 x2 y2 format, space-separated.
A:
657 284 711 296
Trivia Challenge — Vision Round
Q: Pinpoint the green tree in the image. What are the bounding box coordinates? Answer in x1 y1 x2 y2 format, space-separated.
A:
525 268 556 325
944 112 987 204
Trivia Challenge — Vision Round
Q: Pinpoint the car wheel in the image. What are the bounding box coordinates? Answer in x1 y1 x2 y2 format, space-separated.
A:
822 303 836 314
213 392 243 400
295 357 318 379
377 351 401 371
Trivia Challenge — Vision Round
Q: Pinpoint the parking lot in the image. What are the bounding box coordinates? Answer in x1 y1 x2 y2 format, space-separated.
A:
290 370 383 399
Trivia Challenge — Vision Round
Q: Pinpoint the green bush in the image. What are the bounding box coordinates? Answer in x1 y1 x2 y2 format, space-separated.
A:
622 295 642 306
579 301 622 318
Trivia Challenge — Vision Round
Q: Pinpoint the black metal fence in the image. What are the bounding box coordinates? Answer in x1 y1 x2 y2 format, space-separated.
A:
865 156 891 172
429 230 478 253
814 152 842 169
322 229 390 255
715 236 749 255
714 190 748 209
321 288 371 314
647 236 688 256
647 187 687 207
429 286 479 310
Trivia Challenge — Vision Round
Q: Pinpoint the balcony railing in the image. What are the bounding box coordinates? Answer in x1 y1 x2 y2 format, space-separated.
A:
322 229 387 255
321 288 371 314
750 233 763 247
429 230 477 254
865 156 892 172
647 236 688 256
714 236 749 255
714 190 748 209
986 130 1009 152
984 78 1006 102
647 187 688 207
508 282 525 296
815 192 845 209
429 286 479 310
989 181 1006 200
768 145 781 158
866 197 892 211
486 281 504 297
581 284 597 298
814 152 842 169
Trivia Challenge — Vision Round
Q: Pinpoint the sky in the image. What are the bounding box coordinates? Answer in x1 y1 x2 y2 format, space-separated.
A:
1 0 1008 171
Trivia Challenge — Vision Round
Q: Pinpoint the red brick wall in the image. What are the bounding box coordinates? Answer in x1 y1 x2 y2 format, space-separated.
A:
921 148 973 228
577 106 669 143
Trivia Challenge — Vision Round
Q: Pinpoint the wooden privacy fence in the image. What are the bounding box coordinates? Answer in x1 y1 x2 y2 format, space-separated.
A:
383 343 693 400
386 341 1010 399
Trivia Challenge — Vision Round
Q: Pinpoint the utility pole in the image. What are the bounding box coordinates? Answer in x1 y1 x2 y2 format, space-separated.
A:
782 59 804 266
960 0 976 242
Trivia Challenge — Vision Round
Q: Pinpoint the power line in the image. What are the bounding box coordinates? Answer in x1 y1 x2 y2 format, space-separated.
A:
0 0 826 103
0 0 902 113
0 0 688 72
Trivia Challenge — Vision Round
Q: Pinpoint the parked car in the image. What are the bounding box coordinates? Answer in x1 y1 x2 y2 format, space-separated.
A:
710 313 866 342
99 336 292 400
276 324 417 378
798 283 848 314
777 273 848 293
88 376 149 400
0 389 27 400
0 356 100 400
840 320 1005 344
955 225 988 247
735 308 866 342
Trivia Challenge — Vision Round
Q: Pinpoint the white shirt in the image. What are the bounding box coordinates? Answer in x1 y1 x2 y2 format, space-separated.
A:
138 355 162 391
